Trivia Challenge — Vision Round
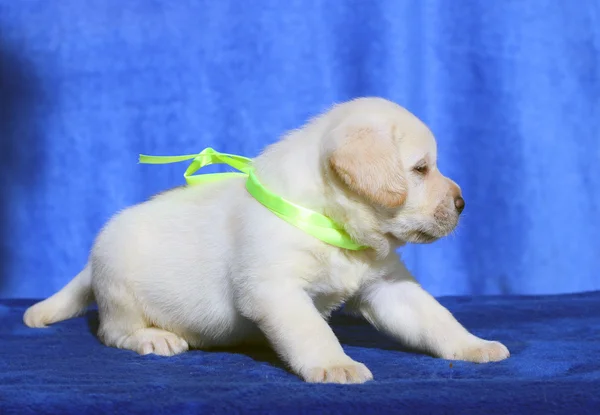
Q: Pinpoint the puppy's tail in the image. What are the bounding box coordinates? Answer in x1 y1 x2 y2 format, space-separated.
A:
23 263 94 328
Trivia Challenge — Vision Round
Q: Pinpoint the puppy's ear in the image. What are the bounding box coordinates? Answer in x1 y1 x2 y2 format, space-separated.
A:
329 126 407 208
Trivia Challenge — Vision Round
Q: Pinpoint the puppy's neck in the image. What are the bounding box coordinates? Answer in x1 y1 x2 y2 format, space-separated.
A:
253 121 329 213
325 196 397 260
252 114 400 260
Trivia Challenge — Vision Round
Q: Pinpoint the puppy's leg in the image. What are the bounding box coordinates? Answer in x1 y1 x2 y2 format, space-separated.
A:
119 328 189 356
237 279 373 384
349 266 509 363
95 283 189 357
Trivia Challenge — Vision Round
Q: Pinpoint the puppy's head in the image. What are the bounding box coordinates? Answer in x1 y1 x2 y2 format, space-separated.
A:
325 98 464 245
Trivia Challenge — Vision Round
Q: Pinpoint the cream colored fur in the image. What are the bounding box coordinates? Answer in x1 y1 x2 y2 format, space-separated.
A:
24 97 509 384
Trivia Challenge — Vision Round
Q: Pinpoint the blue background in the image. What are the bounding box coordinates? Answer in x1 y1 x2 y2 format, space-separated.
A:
0 0 598 299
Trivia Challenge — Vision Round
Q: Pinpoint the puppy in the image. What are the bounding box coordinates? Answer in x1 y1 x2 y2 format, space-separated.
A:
24 97 509 384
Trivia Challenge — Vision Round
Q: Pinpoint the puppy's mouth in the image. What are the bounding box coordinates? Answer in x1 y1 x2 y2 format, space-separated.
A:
385 204 460 245
406 217 459 244
410 230 439 244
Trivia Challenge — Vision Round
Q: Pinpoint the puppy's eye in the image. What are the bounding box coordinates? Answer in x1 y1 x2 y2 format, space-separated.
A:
413 164 428 175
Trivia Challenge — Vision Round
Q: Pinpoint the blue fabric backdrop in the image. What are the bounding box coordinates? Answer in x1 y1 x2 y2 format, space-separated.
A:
0 0 598 299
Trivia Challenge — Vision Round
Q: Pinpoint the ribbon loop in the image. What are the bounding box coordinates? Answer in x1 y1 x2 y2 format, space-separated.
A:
139 148 367 251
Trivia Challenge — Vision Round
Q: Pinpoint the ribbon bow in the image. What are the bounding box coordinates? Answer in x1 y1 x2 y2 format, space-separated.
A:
139 148 367 251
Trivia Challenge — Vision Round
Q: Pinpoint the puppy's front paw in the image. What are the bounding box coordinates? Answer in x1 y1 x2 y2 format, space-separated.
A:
446 339 510 363
302 360 373 384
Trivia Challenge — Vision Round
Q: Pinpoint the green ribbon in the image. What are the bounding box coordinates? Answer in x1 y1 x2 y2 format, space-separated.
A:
139 148 367 251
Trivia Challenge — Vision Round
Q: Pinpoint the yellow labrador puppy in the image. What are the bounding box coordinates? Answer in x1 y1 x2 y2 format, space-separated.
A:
24 97 509 384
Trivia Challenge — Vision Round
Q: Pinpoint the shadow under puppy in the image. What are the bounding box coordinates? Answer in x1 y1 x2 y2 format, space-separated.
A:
24 97 509 384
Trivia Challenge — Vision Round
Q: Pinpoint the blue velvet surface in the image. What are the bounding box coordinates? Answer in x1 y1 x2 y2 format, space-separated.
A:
2 293 600 414
1 0 599 299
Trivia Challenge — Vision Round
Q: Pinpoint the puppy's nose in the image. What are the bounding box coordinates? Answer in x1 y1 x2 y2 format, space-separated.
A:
454 197 465 214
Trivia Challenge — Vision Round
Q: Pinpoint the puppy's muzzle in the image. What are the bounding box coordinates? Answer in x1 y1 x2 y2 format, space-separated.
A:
454 196 465 214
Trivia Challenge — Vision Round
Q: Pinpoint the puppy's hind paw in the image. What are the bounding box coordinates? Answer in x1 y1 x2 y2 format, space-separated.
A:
122 328 189 357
